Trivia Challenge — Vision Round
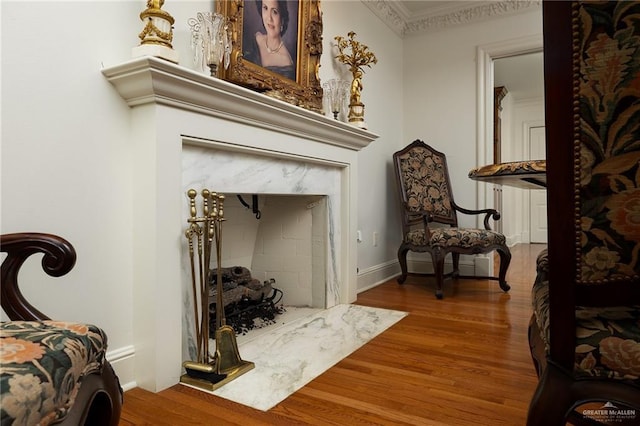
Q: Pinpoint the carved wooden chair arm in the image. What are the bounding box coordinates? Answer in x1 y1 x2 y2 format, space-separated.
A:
404 208 434 222
452 202 501 230
1 232 77 321
401 206 437 240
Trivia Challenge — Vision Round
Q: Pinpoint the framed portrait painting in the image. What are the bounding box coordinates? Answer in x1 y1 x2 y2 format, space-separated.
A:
216 0 323 112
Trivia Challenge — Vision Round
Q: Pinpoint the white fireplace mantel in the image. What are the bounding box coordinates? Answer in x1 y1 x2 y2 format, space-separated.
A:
101 56 379 393
102 56 378 150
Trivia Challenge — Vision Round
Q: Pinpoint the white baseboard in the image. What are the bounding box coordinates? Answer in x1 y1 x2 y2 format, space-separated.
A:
356 253 495 293
406 256 477 276
474 254 492 276
106 345 137 391
357 260 401 293
506 233 523 247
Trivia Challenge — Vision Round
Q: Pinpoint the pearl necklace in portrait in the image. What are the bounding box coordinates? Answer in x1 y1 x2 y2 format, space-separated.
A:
265 39 284 54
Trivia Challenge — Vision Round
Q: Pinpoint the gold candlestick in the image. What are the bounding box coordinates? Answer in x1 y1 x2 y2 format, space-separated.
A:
334 32 378 129
132 0 179 63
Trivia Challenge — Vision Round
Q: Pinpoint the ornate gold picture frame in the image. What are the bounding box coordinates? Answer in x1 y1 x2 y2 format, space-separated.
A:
216 0 323 112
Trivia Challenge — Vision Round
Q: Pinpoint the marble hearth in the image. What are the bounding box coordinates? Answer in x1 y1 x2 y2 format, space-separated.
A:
102 57 378 392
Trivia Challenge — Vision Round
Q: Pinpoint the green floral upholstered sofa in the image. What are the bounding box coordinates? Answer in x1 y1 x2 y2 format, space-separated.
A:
1 233 122 426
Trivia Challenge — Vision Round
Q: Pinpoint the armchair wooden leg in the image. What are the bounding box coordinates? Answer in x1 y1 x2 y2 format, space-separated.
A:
497 246 511 292
432 255 445 299
397 245 410 284
451 253 460 278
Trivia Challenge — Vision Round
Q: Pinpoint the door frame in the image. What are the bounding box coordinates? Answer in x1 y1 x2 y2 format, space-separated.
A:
475 35 543 222
527 121 547 243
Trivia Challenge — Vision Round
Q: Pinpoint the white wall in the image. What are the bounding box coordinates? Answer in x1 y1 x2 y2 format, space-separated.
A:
402 10 543 224
320 1 405 290
1 0 141 374
1 0 403 389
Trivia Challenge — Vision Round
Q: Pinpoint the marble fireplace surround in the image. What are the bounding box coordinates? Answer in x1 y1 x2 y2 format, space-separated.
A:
102 57 378 392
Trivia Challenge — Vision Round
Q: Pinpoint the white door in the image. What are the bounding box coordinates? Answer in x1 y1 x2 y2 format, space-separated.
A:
529 126 548 243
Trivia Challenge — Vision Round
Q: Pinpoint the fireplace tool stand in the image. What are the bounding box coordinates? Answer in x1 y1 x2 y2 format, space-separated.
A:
181 189 255 391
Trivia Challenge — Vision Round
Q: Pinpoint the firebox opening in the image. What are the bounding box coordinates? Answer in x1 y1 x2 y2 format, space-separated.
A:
216 193 327 312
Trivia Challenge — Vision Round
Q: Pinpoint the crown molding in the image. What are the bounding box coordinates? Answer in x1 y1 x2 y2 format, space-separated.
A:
362 0 542 37
362 0 407 36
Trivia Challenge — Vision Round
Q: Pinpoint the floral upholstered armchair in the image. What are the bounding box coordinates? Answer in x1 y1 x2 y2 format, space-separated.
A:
1 233 122 426
392 140 512 299
527 2 640 424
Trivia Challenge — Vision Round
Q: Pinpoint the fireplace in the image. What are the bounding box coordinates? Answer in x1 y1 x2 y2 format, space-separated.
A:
181 141 347 361
102 57 377 392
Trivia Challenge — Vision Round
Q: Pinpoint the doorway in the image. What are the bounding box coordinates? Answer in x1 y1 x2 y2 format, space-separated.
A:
476 37 544 245
494 52 545 244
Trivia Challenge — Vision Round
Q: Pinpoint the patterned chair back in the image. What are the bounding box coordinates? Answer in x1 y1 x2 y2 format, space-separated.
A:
526 2 640 423
573 1 640 292
546 1 640 327
394 140 458 230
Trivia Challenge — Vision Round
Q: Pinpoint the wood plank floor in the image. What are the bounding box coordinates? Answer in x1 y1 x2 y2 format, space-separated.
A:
119 243 546 425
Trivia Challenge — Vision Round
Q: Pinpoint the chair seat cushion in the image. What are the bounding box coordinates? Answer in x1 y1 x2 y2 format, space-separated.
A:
532 278 640 382
0 320 108 425
405 227 506 249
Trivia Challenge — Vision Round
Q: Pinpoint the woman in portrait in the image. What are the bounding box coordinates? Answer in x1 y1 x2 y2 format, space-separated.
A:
243 0 296 81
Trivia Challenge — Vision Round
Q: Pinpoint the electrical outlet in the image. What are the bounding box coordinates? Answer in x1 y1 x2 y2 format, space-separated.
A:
373 231 379 247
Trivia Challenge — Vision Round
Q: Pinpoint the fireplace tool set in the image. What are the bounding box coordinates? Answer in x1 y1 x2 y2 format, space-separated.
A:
181 189 254 391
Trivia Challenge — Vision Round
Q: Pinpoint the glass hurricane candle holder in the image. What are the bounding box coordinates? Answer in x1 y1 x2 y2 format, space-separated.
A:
188 12 231 77
323 79 349 120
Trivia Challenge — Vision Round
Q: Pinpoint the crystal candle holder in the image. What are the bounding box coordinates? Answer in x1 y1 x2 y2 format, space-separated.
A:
323 79 349 120
188 12 231 77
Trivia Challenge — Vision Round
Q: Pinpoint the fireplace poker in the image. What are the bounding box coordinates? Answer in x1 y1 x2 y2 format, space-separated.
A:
186 189 203 360
201 189 214 363
215 194 225 329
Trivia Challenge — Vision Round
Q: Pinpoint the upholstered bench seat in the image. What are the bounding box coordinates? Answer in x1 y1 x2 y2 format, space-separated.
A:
405 227 506 249
0 320 108 425
531 250 640 382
